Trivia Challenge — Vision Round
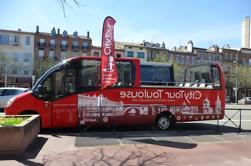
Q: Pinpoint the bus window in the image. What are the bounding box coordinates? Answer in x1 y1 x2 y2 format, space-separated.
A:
141 64 173 86
212 67 220 87
39 75 54 100
37 68 77 100
76 60 100 92
114 61 135 87
54 69 76 98
185 65 212 86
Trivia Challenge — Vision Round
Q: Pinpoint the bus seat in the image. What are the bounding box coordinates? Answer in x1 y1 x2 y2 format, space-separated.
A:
199 83 206 87
192 83 198 87
199 79 206 87
191 80 199 87
184 83 191 87
179 83 184 87
206 84 213 88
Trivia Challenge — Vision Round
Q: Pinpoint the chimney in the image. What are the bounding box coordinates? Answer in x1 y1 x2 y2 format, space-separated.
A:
215 45 219 52
36 26 39 33
161 42 165 49
187 40 193 52
57 28 60 35
87 31 90 38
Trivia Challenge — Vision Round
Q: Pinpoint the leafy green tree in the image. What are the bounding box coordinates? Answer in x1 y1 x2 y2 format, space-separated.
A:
172 62 186 82
229 63 251 95
0 51 9 75
237 65 251 90
149 52 185 83
157 51 168 62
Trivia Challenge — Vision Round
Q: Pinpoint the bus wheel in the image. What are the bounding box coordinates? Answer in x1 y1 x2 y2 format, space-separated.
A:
156 114 172 130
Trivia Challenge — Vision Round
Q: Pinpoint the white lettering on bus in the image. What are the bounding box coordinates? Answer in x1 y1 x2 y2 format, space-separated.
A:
120 90 163 99
120 90 202 103
165 90 202 104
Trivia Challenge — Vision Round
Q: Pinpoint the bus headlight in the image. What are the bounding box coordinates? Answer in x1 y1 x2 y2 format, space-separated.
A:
6 97 16 107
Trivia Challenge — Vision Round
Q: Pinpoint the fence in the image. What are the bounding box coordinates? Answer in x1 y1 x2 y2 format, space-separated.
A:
217 105 251 132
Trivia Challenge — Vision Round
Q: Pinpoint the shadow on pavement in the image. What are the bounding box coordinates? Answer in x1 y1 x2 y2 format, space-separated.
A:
133 139 197 149
36 122 251 149
42 144 172 166
39 121 251 137
0 136 47 165
72 122 251 148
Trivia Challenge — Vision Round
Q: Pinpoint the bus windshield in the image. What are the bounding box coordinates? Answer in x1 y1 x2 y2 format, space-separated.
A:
185 64 221 87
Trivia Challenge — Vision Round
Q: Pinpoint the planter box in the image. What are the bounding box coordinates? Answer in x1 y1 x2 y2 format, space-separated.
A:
0 115 40 155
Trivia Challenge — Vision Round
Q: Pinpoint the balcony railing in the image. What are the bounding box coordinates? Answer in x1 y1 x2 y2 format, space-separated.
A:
60 44 68 50
72 45 79 52
38 42 46 48
49 43 56 50
82 45 89 51
10 41 20 46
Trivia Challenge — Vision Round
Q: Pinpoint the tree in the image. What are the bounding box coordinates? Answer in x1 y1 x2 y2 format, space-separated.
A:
236 65 251 89
156 51 168 62
229 63 251 97
0 51 9 76
149 51 185 83
58 0 86 17
172 62 186 83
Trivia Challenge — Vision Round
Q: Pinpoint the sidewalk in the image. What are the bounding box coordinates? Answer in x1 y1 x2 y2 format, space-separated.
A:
1 131 251 166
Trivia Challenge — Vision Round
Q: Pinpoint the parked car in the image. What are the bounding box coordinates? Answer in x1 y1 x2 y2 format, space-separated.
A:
0 87 28 112
238 97 251 104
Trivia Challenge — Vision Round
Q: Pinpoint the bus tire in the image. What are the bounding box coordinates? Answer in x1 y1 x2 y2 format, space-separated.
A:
155 113 174 130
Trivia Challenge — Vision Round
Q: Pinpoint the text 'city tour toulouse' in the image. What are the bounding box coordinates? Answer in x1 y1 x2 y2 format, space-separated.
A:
120 90 202 103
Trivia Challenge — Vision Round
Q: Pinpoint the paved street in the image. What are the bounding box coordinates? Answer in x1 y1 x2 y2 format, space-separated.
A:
1 104 251 165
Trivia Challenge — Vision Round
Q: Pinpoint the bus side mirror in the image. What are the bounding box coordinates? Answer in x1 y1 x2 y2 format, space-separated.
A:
35 85 46 97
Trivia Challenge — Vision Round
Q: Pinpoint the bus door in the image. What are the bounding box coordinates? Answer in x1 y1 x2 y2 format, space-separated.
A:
37 68 78 128
34 75 54 128
51 69 78 128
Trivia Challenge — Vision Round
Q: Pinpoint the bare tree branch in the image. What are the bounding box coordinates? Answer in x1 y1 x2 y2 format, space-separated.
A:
57 0 86 17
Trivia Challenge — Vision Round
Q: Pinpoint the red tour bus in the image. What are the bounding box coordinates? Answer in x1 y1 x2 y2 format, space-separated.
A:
5 56 225 130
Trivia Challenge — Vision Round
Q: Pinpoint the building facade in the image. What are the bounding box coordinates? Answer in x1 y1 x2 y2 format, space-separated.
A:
241 16 251 48
219 47 239 97
0 29 34 87
194 45 223 65
142 41 167 62
34 26 92 78
237 48 251 97
116 42 147 62
91 45 125 58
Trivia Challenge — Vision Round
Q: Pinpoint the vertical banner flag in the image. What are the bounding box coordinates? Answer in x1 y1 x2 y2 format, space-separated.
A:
101 16 117 89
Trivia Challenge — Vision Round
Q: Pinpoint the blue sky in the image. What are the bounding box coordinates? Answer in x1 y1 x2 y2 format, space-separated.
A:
0 0 251 49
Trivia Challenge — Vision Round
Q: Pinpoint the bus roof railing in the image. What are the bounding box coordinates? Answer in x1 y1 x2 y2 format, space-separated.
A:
140 81 214 88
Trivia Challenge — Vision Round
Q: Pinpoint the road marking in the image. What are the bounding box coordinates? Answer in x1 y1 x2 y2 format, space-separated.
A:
118 139 123 146
211 135 225 141
220 119 251 122
184 136 197 143
152 137 157 141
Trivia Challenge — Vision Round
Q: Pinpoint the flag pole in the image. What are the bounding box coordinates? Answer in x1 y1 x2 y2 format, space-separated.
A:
99 16 117 123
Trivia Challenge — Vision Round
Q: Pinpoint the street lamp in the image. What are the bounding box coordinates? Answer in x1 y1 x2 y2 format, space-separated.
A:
233 54 238 103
